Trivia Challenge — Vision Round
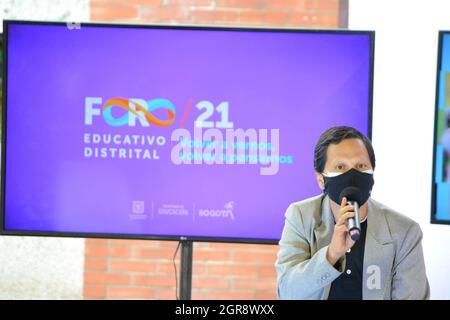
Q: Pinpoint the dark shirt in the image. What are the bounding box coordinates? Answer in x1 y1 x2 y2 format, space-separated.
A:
328 220 368 300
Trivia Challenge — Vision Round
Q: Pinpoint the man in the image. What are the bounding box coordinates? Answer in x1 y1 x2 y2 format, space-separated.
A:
275 126 430 300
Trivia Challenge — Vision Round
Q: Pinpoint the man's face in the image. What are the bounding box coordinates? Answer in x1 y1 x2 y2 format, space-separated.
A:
316 138 373 190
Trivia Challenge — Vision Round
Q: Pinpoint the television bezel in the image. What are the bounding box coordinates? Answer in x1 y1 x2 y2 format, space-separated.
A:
431 31 450 225
0 20 375 244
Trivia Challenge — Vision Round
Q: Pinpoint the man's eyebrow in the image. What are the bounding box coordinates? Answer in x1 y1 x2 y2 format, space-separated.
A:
331 160 369 166
330 161 346 166
331 159 346 163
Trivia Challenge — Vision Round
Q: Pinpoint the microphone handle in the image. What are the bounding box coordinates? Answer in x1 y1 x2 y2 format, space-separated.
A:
347 200 361 241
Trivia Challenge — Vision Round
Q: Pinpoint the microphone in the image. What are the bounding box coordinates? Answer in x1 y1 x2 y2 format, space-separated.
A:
339 187 362 241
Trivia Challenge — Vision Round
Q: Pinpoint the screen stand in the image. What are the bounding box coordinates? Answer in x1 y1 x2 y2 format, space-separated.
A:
179 239 193 300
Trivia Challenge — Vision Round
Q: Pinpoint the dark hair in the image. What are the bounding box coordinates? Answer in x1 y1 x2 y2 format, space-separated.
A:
314 126 376 173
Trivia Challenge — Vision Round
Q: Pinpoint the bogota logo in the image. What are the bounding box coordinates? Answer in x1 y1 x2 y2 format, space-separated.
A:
85 97 176 127
198 201 235 220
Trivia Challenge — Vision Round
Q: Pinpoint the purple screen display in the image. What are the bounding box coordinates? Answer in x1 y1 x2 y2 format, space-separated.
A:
3 23 372 241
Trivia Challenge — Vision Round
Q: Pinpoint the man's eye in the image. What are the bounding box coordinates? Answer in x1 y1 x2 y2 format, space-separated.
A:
336 165 344 170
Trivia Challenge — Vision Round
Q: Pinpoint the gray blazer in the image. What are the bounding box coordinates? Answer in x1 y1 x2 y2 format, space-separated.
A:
275 194 430 300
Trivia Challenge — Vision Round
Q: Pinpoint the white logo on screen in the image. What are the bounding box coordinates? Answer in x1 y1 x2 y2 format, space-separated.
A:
198 201 235 220
158 204 189 216
67 22 81 30
132 201 145 214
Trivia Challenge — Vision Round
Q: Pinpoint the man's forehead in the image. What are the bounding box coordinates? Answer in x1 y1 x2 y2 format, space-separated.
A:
326 139 370 160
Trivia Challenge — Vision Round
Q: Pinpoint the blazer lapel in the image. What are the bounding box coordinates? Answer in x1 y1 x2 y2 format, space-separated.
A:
363 198 394 299
314 194 335 249
313 195 336 299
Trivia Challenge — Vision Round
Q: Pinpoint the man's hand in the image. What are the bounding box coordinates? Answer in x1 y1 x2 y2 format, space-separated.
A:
326 196 356 266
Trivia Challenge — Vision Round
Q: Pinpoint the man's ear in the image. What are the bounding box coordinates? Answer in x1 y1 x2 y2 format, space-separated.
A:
315 172 325 190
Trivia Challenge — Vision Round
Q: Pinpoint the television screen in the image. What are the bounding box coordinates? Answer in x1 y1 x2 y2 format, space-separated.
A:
432 31 450 224
1 21 374 243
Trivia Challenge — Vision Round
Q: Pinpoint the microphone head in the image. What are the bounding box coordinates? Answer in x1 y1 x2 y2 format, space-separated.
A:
349 228 360 241
339 186 362 204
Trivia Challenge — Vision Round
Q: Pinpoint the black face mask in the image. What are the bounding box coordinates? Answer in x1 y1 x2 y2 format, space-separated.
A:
322 168 374 205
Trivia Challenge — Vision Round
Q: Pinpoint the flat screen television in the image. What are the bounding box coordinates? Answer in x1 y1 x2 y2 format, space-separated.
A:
432 31 450 224
1 20 374 243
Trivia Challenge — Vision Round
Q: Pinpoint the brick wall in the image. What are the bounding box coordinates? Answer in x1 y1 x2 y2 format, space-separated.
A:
91 0 343 28
84 239 279 299
85 0 343 300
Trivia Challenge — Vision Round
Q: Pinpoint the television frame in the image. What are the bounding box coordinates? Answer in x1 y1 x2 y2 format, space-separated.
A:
431 31 450 225
1 20 375 244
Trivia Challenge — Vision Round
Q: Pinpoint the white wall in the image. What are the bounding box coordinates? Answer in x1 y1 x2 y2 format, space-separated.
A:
0 0 89 33
0 237 85 299
350 0 450 299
